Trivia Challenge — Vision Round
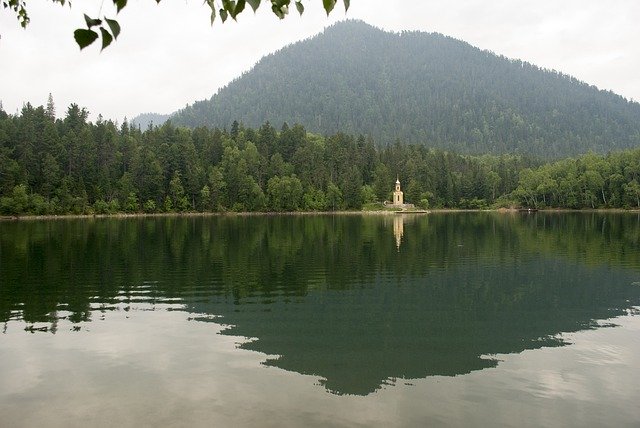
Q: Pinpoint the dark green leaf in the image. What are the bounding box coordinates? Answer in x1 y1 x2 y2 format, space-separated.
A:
84 14 102 28
271 4 284 18
322 0 335 15
105 18 120 39
205 0 215 23
223 0 238 18
295 1 303 15
100 27 113 51
247 0 260 12
232 0 245 19
73 28 99 49
343 0 349 12
219 8 228 22
114 0 127 13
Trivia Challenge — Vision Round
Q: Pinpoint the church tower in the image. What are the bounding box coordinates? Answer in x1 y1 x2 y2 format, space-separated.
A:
393 176 404 205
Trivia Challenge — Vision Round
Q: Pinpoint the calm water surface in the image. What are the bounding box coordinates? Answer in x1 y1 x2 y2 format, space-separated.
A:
1 213 640 427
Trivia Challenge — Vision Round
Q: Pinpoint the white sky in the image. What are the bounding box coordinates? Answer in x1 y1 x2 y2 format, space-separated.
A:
1 0 639 121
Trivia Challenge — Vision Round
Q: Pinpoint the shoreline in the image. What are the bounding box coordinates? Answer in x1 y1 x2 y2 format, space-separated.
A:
3 207 640 221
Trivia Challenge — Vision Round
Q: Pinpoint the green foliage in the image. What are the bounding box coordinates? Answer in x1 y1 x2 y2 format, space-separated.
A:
143 199 157 213
459 197 488 210
509 150 640 209
326 182 343 211
106 199 118 213
360 184 376 205
267 175 303 211
169 171 189 211
94 199 121 214
207 166 226 211
418 192 431 209
405 179 422 205
362 202 385 211
5 0 349 50
2 0 34 28
0 185 24 215
200 185 211 211
341 166 363 209
162 196 172 212
93 199 110 214
73 29 99 50
372 163 392 202
623 180 640 208
125 192 139 212
302 186 327 211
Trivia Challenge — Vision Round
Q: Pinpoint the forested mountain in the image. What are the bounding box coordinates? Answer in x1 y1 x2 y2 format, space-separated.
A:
158 20 640 158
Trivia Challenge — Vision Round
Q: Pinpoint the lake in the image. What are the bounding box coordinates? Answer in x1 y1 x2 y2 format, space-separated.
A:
1 213 640 427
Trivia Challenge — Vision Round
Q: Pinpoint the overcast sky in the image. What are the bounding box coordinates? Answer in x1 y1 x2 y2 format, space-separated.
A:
1 0 639 122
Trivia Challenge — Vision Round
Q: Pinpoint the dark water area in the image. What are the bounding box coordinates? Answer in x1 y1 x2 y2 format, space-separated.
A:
1 213 640 427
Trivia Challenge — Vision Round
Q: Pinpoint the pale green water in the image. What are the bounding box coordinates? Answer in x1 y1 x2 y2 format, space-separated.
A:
1 213 640 427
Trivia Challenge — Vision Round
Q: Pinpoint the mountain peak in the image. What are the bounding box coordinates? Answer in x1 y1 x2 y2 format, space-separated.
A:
157 21 640 157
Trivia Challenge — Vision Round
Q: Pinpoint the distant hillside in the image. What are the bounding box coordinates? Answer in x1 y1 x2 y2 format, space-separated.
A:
131 112 171 130
152 20 640 158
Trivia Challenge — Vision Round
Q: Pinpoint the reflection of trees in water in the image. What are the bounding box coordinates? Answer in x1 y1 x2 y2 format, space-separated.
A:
1 214 640 394
1 214 638 301
2 213 640 321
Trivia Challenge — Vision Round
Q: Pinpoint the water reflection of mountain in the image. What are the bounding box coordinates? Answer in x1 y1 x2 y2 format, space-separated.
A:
2 214 640 395
191 259 638 395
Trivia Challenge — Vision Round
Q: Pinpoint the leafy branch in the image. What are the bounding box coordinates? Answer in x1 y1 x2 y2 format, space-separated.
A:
3 0 351 50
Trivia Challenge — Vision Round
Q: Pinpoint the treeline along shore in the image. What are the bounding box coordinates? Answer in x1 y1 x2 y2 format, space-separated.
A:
3 102 640 216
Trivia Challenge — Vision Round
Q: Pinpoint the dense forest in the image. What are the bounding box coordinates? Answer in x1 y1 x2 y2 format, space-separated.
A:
3 101 640 215
145 20 640 158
